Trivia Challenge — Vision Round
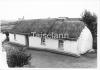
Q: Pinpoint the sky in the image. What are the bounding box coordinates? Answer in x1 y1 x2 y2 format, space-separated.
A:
0 0 99 21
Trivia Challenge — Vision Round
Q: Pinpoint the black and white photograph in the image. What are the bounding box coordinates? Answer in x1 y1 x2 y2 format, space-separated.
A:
0 0 99 69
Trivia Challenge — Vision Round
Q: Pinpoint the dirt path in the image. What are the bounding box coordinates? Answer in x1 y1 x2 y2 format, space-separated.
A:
26 49 97 68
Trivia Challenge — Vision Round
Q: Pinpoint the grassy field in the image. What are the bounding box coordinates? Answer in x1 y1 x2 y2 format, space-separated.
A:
3 42 97 68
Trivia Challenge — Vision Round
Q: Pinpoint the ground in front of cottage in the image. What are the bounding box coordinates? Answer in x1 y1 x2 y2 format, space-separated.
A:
4 42 97 68
25 49 97 68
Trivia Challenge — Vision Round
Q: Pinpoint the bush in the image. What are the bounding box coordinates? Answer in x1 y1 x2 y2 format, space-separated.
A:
7 51 31 67
3 43 31 67
81 10 97 49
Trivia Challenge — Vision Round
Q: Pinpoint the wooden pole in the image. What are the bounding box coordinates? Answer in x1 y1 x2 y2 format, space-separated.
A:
5 32 9 41
25 35 29 47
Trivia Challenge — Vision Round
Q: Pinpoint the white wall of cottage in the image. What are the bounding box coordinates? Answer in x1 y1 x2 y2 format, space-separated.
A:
9 34 26 45
77 26 93 54
8 26 93 55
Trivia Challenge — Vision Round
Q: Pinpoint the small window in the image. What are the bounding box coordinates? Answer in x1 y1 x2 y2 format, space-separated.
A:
14 34 16 40
58 40 64 50
41 36 45 45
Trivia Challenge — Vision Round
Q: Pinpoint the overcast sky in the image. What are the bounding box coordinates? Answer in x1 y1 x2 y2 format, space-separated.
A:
0 0 99 21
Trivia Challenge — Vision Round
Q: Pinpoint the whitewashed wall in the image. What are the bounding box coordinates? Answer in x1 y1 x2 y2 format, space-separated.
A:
45 38 58 49
8 26 93 55
64 41 79 55
29 36 80 55
9 34 26 45
29 36 58 49
77 26 93 54
9 34 80 55
29 36 80 54
29 36 44 48
63 26 93 55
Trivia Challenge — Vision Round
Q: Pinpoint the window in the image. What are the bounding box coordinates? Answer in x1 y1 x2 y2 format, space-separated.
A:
58 40 64 50
14 34 16 40
41 36 45 45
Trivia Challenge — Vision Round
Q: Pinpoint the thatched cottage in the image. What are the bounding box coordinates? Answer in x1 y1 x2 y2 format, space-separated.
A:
2 18 93 56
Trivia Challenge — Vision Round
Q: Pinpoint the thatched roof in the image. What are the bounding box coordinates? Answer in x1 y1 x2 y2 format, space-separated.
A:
1 18 85 40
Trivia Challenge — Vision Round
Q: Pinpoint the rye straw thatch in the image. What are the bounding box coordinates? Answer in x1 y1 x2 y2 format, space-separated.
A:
1 18 85 40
